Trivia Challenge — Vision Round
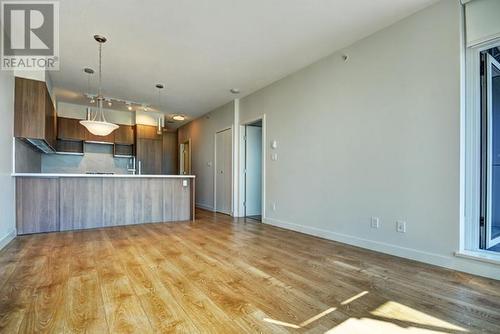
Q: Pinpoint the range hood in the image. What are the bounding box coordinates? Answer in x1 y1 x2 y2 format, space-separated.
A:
22 138 56 154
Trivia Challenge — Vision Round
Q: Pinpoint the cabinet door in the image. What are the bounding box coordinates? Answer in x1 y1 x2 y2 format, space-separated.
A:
136 124 162 140
57 117 85 141
162 131 178 174
137 139 162 174
114 125 135 144
45 91 57 149
14 77 47 140
16 177 59 234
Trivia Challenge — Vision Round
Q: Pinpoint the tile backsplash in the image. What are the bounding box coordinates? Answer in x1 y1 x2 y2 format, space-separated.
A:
41 143 131 174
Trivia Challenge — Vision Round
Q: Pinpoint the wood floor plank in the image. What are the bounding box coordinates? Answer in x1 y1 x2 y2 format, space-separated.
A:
0 209 499 333
94 231 154 334
64 271 109 333
105 229 201 333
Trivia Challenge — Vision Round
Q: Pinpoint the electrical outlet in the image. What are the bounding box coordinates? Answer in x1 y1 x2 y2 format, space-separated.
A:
271 153 278 161
396 220 406 233
370 217 380 229
271 202 277 211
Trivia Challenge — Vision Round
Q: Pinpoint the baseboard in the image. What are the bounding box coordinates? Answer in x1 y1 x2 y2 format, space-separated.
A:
0 228 16 251
196 202 215 212
263 217 500 280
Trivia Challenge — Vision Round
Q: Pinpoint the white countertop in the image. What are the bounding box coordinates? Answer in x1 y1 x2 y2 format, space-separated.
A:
12 173 196 178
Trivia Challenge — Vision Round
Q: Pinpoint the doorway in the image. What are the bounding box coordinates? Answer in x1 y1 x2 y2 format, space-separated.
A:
242 120 263 221
480 46 500 252
179 139 191 175
215 128 232 215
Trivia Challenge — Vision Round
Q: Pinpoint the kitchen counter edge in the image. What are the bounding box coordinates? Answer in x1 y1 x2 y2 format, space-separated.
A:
12 173 196 178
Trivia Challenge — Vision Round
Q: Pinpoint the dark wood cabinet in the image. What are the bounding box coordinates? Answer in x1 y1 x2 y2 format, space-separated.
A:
14 77 57 150
137 138 162 174
57 117 86 141
45 91 57 149
136 124 162 141
114 125 135 144
162 131 178 174
136 124 163 174
56 140 84 154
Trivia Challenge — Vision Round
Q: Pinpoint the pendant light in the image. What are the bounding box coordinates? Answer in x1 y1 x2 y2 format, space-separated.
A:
155 84 164 135
80 35 119 136
83 67 95 104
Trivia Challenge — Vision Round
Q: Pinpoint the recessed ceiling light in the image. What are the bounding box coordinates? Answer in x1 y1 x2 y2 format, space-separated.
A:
173 115 185 121
127 104 132 111
230 88 240 94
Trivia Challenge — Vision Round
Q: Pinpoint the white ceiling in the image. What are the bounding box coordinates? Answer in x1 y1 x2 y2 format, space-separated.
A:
51 0 437 127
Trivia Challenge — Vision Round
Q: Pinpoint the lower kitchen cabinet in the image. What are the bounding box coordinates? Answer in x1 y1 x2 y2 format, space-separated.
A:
16 178 59 234
15 176 195 234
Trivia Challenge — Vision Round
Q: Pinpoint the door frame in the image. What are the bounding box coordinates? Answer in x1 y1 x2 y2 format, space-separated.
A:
239 114 266 220
462 36 500 258
214 126 233 215
179 138 191 175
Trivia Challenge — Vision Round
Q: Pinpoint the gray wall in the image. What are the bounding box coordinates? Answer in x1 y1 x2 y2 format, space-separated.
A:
181 0 500 279
0 67 16 249
238 0 500 279
15 139 41 173
178 102 234 209
240 0 462 256
41 143 130 174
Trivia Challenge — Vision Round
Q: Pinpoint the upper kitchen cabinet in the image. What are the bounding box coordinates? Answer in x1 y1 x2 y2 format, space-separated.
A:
57 117 85 141
14 77 57 152
114 125 135 145
136 124 162 141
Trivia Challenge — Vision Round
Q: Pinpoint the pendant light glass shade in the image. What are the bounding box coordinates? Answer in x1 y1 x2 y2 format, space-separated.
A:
80 120 118 136
80 35 118 137
80 97 118 136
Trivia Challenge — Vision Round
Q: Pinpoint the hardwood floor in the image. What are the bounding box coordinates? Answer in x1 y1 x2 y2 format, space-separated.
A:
0 209 499 333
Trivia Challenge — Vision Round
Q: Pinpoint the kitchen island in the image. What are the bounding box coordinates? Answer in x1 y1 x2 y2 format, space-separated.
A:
13 174 195 234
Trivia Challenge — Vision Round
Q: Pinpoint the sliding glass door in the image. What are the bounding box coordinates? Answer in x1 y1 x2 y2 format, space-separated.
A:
482 53 500 250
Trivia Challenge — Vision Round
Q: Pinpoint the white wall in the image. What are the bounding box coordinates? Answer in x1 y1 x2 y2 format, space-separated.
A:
240 0 500 278
464 0 500 46
0 69 16 249
178 102 234 210
176 0 500 279
235 0 499 279
241 0 460 250
135 110 163 126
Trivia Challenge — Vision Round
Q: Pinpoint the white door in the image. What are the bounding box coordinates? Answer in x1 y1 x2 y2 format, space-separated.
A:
245 125 262 217
215 129 232 215
485 54 500 249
